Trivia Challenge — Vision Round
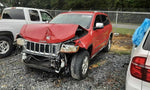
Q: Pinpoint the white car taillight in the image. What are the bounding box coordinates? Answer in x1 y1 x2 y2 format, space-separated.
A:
130 57 150 82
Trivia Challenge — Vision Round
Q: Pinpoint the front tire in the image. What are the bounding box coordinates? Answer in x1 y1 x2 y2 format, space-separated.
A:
0 36 13 58
71 50 89 80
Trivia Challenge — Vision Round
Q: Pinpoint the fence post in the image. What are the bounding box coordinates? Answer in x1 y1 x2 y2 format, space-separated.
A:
114 9 119 35
116 10 118 25
55 10 57 16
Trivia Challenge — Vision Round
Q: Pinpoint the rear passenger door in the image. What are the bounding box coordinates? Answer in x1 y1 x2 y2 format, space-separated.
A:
101 15 112 42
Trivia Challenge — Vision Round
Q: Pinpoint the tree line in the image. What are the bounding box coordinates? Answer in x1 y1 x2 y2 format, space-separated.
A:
1 0 150 11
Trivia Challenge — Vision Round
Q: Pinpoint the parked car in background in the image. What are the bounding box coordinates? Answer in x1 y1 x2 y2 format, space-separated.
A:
17 11 113 80
0 7 53 58
0 2 5 18
126 28 150 90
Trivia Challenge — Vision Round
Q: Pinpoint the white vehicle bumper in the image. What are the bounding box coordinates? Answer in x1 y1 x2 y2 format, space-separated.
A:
126 72 142 90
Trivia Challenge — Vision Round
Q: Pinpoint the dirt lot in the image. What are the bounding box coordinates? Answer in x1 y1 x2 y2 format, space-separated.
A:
0 35 132 90
111 34 132 54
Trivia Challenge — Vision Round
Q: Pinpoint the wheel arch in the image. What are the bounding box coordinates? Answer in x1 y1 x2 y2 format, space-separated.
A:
0 31 14 41
110 32 113 40
87 44 93 56
78 44 93 57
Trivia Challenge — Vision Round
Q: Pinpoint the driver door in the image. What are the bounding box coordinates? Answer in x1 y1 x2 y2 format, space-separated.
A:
92 15 106 54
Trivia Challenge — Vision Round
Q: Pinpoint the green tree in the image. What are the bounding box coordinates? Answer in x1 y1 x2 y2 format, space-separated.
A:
1 0 150 11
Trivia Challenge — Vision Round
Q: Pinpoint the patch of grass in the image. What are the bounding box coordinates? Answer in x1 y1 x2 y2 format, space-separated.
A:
113 28 135 36
112 22 140 26
111 34 132 55
110 50 131 55
111 42 132 55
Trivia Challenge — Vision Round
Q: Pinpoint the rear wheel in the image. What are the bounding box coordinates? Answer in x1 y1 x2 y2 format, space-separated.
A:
0 36 13 58
103 38 111 52
71 50 89 80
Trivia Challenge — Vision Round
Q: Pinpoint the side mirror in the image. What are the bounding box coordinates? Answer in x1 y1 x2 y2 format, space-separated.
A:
45 21 49 23
94 23 104 30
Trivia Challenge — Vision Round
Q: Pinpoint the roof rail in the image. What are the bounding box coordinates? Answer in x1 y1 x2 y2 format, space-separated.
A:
68 8 72 12
94 11 98 13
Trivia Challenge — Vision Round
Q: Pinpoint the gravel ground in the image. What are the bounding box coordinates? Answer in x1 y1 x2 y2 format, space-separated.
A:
0 52 130 90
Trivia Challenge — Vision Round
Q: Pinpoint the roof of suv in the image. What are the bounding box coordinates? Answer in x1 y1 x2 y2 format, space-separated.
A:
4 7 46 11
61 11 107 16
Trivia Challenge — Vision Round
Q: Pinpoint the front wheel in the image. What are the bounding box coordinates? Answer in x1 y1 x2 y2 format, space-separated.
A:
0 36 13 58
71 50 89 80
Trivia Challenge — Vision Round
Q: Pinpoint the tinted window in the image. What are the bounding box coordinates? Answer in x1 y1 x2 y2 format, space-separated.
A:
50 14 93 29
94 15 102 27
29 10 40 21
101 15 110 26
40 11 52 21
2 9 25 20
143 31 150 50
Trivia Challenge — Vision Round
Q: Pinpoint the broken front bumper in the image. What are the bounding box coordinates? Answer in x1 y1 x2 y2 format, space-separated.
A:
22 51 66 73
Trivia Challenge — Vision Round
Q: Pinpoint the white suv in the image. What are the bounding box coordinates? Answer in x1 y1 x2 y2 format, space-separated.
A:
126 27 150 90
0 7 53 58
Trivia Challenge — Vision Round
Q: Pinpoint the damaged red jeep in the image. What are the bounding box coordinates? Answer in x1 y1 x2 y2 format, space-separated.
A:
16 11 113 80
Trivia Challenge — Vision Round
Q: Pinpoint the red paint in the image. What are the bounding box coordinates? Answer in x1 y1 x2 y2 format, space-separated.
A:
21 24 79 43
20 11 112 57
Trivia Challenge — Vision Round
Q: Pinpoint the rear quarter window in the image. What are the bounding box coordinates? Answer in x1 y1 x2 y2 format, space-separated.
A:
143 31 150 50
2 9 25 20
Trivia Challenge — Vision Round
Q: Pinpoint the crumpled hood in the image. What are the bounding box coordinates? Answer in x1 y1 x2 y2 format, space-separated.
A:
20 24 80 43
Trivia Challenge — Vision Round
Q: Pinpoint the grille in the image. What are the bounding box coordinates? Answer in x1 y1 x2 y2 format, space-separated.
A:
24 40 61 56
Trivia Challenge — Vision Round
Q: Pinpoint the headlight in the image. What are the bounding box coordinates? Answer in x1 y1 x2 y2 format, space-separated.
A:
16 38 25 46
60 44 79 53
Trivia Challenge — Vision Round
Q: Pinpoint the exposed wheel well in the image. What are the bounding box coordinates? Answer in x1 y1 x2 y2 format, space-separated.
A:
110 33 113 40
87 45 93 56
0 31 14 41
78 46 92 56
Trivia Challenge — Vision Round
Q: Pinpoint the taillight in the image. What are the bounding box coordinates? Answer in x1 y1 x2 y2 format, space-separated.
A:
130 57 150 82
145 68 150 81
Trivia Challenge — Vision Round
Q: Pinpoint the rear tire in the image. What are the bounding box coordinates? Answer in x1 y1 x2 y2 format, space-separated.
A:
71 50 89 80
0 36 13 58
103 38 111 52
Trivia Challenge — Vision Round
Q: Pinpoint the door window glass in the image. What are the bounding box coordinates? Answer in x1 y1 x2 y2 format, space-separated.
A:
94 15 102 27
2 9 25 20
29 10 40 21
143 31 150 50
101 15 110 26
40 11 52 21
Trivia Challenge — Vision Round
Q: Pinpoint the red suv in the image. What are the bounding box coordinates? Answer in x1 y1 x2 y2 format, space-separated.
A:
17 11 113 80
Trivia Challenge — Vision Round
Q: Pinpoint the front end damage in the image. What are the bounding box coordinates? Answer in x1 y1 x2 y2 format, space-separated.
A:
22 53 67 73
21 41 66 73
21 40 80 73
17 24 88 74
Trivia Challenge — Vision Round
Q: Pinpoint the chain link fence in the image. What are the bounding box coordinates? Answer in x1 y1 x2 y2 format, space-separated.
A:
47 10 150 29
101 11 150 24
